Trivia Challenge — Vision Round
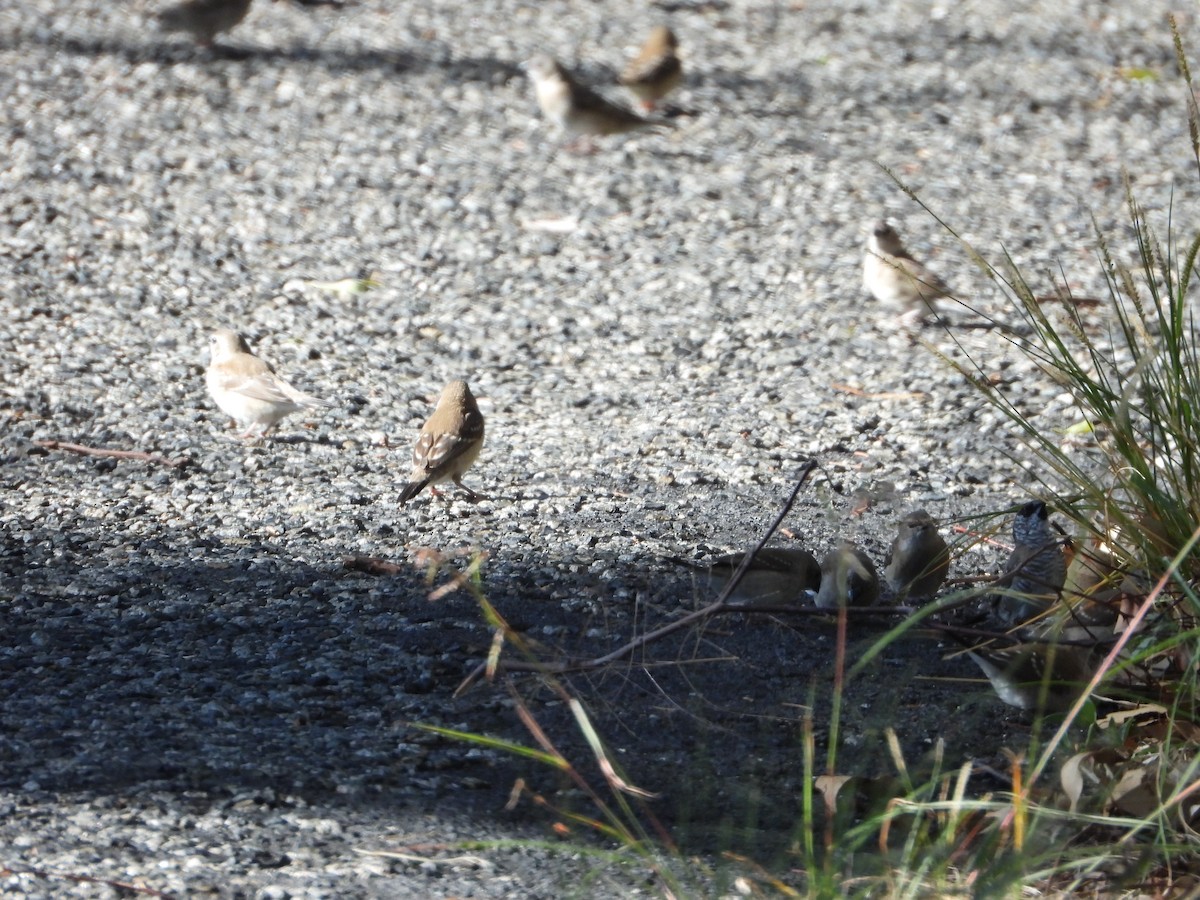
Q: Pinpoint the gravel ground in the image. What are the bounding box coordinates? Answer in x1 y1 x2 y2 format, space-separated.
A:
2 0 1198 895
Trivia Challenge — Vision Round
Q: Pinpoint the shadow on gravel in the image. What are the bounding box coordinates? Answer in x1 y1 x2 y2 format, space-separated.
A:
1 536 493 796
1 31 523 82
4 30 808 122
0 506 1014 861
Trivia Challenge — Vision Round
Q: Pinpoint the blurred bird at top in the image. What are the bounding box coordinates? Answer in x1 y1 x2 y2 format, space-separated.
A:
814 542 880 609
158 0 253 46
620 26 683 112
158 0 342 47
525 55 666 149
398 380 486 505
992 500 1069 629
863 220 952 326
884 509 950 601
205 328 334 440
675 547 821 606
282 276 382 303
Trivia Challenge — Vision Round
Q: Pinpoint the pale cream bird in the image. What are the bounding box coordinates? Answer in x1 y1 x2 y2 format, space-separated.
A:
525 54 664 144
863 220 952 324
158 0 254 46
620 26 683 111
398 380 485 505
883 509 951 601
205 328 333 439
814 542 880 609
676 547 821 606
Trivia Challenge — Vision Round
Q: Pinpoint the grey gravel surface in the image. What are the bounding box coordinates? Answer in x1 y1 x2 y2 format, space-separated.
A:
2 0 1198 895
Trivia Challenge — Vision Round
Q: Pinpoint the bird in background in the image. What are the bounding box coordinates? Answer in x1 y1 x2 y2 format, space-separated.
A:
620 26 683 112
958 639 1096 712
884 509 951 601
992 500 1069 629
205 328 333 440
1063 528 1127 607
157 0 254 46
676 547 821 606
398 380 486 505
1060 515 1149 621
524 54 666 148
814 542 880 609
1032 513 1156 644
863 220 952 325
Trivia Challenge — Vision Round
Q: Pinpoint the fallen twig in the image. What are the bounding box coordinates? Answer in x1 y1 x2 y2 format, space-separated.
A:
352 848 493 868
921 621 1117 651
0 866 174 898
32 440 189 469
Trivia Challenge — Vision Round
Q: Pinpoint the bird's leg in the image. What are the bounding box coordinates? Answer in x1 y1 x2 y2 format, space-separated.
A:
454 478 484 502
236 423 269 442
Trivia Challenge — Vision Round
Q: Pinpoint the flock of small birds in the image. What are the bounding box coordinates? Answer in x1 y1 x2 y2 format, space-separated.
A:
174 0 1118 715
203 316 1119 714
676 499 1122 714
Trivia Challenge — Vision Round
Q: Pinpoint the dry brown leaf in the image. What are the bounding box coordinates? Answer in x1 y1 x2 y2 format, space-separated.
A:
1110 766 1159 818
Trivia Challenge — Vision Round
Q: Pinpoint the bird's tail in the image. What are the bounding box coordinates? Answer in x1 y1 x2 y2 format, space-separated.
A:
398 479 429 505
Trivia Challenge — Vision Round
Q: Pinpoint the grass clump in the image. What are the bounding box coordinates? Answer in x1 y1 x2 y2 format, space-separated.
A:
887 15 1200 894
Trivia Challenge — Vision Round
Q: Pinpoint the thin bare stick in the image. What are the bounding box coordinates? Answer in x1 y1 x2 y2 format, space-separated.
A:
925 621 1119 651
0 866 173 898
711 460 818 606
32 440 189 469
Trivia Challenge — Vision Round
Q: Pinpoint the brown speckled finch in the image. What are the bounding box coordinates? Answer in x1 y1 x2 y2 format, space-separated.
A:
398 380 485 505
620 26 683 111
884 509 950 601
863 220 952 325
205 328 333 440
814 542 880 609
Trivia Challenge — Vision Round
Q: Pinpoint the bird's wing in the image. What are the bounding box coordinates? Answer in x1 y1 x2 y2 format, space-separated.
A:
214 360 303 405
897 257 951 296
413 412 484 472
621 53 681 86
